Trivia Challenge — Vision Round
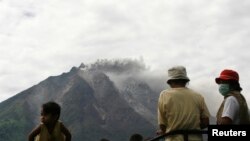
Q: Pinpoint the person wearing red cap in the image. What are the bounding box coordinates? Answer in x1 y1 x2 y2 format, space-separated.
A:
216 69 250 125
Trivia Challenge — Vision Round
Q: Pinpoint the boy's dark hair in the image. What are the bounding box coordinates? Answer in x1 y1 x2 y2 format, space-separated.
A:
100 138 110 141
42 101 61 119
129 133 143 141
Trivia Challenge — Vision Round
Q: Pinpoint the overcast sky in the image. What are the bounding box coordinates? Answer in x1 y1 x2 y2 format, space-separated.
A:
1 0 250 115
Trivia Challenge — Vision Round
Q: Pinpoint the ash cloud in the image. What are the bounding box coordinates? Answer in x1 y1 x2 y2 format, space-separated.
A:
87 58 147 75
80 58 166 94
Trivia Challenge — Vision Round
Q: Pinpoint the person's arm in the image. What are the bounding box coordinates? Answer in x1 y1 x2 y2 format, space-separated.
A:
28 125 41 141
159 124 166 134
157 92 168 135
200 97 210 129
61 123 71 141
218 96 238 125
218 117 233 125
156 124 167 135
200 117 209 129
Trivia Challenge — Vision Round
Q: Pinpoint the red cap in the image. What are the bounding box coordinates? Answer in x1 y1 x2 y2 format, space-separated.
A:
215 69 239 84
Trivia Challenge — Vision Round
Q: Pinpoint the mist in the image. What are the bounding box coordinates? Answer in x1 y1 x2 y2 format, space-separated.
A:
81 58 225 116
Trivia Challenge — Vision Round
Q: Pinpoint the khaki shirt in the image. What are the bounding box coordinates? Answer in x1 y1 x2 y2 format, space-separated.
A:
35 121 65 141
158 87 210 141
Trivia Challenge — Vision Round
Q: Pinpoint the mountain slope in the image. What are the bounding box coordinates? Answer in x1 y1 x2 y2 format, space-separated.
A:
0 60 161 141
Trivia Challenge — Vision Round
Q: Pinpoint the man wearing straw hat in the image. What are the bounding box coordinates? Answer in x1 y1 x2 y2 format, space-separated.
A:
157 66 210 141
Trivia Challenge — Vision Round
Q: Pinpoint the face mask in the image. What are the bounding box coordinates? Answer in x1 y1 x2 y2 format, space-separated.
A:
219 84 230 96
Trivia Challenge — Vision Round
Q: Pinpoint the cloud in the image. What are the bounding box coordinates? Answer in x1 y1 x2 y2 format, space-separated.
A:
87 58 147 74
86 58 167 96
1 0 250 116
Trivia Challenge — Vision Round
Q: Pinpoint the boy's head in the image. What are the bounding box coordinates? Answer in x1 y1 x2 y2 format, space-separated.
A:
129 133 143 141
41 101 61 124
100 138 110 141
